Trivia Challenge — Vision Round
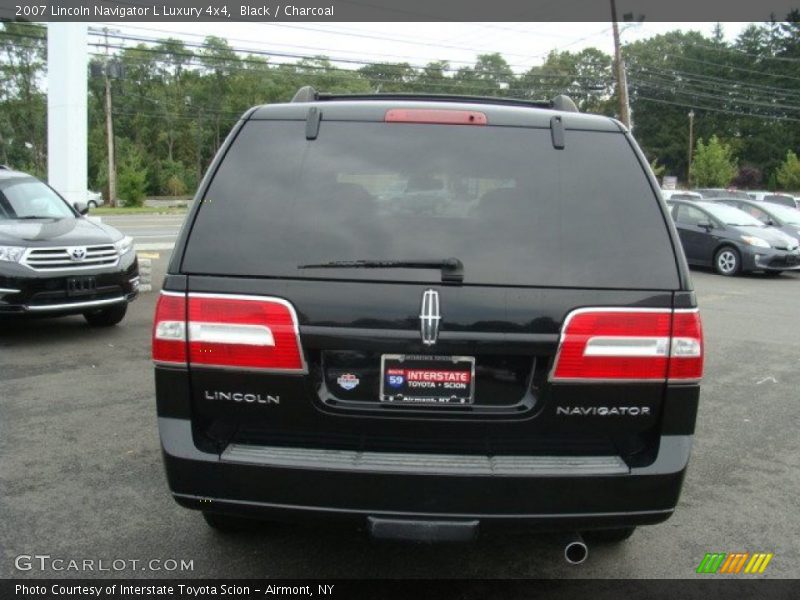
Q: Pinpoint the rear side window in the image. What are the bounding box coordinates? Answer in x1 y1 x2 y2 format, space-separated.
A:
675 204 709 227
183 120 679 289
764 195 794 207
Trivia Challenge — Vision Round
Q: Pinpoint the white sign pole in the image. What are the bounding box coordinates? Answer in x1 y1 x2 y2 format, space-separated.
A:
47 23 87 206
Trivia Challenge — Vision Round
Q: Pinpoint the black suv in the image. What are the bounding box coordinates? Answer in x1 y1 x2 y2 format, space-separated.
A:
0 169 138 325
153 89 703 551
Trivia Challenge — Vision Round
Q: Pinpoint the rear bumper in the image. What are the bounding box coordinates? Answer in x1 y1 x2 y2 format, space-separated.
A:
159 417 692 531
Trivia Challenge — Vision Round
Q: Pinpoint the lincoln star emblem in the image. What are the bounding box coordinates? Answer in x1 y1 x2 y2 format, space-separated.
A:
420 289 440 346
69 247 87 262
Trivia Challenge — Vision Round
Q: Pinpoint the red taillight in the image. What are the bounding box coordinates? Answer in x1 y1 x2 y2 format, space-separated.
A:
187 293 305 372
385 108 487 125
550 308 703 383
152 291 187 365
152 292 306 373
668 310 704 381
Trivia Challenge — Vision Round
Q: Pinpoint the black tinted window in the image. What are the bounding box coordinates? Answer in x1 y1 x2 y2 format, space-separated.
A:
184 120 678 289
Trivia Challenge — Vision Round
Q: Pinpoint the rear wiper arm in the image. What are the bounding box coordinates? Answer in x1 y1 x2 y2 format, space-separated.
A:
298 257 464 283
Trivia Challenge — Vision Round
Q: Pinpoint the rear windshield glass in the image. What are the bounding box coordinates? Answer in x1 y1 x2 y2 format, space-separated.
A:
183 120 679 288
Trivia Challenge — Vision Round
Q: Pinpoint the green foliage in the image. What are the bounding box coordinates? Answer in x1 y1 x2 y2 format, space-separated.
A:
732 165 762 189
691 136 737 187
116 143 148 206
767 172 779 191
0 22 47 174
165 175 187 196
775 151 800 190
649 158 666 178
156 159 192 196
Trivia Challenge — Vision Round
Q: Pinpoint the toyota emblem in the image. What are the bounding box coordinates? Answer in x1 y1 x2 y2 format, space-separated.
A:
70 247 87 262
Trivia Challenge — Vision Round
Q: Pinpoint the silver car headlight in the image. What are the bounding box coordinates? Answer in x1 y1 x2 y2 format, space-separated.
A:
0 245 25 263
741 235 770 249
114 235 134 256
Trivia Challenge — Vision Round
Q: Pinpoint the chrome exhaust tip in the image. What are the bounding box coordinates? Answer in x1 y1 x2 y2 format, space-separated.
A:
562 532 588 565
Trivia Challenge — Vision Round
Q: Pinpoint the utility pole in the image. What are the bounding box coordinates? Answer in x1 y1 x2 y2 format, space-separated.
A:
687 110 695 187
610 0 631 129
103 28 117 207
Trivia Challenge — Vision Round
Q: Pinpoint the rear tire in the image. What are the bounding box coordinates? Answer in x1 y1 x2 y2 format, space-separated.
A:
714 246 741 276
83 303 127 327
584 527 636 544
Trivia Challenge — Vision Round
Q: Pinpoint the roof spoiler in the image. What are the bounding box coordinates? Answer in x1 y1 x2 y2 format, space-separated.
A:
290 86 579 113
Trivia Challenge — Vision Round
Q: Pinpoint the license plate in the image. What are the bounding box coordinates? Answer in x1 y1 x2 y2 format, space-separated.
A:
379 354 475 405
66 276 96 297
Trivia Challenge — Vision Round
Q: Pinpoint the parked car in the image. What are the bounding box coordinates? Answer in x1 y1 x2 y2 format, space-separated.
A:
87 190 104 209
153 87 704 553
746 191 799 209
665 199 800 275
693 188 751 200
0 168 138 325
712 198 800 243
661 190 702 201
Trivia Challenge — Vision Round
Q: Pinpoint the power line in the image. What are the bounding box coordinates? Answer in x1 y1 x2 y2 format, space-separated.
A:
88 23 490 69
89 33 612 84
633 95 800 123
679 38 800 64
631 81 800 114
88 53 584 98
661 53 800 84
630 64 800 96
629 73 800 111
89 29 598 79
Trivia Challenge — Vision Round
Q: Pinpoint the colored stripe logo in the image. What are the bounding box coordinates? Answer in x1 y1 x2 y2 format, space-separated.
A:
697 552 773 574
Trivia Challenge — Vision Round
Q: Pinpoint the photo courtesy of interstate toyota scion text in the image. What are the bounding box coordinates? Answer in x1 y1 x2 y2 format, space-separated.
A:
152 87 703 561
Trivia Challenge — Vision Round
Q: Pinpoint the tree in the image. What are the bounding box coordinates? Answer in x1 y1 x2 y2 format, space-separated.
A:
775 150 800 190
359 62 415 92
732 165 762 189
649 158 666 178
116 141 148 206
0 22 47 175
690 136 737 187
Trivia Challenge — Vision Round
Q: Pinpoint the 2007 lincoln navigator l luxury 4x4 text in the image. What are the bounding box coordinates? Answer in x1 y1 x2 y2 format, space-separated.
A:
152 88 703 554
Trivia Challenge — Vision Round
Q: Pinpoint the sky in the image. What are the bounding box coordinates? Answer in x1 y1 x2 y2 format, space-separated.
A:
87 21 754 73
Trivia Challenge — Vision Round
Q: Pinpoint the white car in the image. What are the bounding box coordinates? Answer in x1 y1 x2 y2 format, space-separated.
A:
87 190 104 209
661 189 702 201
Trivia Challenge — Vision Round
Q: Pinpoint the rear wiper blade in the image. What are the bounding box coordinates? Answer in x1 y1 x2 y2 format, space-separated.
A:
298 257 464 283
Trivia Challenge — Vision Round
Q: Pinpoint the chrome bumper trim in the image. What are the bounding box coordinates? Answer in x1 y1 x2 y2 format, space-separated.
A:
25 296 127 312
221 443 630 476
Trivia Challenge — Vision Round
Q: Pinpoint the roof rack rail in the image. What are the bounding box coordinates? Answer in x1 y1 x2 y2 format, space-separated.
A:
290 86 579 113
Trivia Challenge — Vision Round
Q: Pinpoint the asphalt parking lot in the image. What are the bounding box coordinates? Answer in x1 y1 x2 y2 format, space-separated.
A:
1 215 799 579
